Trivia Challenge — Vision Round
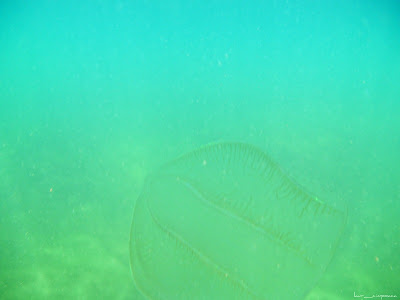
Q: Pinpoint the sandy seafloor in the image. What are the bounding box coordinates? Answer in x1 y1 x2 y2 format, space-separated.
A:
0 0 399 299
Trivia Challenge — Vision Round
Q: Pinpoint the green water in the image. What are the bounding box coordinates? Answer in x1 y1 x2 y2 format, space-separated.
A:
1 1 399 299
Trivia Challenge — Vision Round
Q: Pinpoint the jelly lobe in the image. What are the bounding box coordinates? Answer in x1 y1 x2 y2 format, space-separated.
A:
130 142 347 299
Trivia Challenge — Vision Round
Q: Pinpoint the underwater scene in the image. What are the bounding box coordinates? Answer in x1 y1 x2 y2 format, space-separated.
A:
0 0 399 299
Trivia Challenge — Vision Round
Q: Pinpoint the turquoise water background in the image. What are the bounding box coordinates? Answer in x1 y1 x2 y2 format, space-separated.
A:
1 0 399 299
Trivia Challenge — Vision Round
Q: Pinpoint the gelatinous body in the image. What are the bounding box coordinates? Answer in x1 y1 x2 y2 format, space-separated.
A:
130 142 346 299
